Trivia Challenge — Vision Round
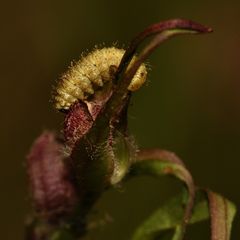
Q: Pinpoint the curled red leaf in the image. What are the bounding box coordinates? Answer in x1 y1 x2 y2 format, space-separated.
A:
103 19 212 119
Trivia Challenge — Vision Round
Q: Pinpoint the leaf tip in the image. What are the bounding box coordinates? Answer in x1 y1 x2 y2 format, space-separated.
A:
174 18 213 34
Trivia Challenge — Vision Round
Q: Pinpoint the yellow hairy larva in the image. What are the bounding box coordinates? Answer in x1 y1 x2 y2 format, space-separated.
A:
54 47 147 110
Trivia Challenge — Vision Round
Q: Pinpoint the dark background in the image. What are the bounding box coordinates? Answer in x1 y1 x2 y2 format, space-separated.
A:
1 0 239 239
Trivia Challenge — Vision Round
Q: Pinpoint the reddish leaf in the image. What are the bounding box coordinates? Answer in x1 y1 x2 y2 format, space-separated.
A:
206 190 236 240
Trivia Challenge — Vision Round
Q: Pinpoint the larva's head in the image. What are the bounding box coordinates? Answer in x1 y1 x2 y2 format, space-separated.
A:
53 47 147 111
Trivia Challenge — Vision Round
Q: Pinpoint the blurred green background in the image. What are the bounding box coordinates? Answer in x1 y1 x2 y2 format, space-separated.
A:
1 0 239 239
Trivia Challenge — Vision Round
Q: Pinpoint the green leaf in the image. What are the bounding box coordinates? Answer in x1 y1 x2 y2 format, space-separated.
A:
131 188 236 240
129 149 237 240
131 191 209 240
129 149 195 240
206 190 237 240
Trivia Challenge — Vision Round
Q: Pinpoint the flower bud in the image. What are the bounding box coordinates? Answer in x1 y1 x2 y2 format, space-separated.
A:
27 131 78 221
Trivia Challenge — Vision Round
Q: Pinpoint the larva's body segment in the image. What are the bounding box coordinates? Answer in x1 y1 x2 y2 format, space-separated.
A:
54 47 147 110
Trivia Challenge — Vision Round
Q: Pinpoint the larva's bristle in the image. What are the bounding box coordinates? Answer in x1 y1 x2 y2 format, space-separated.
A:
54 47 148 110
